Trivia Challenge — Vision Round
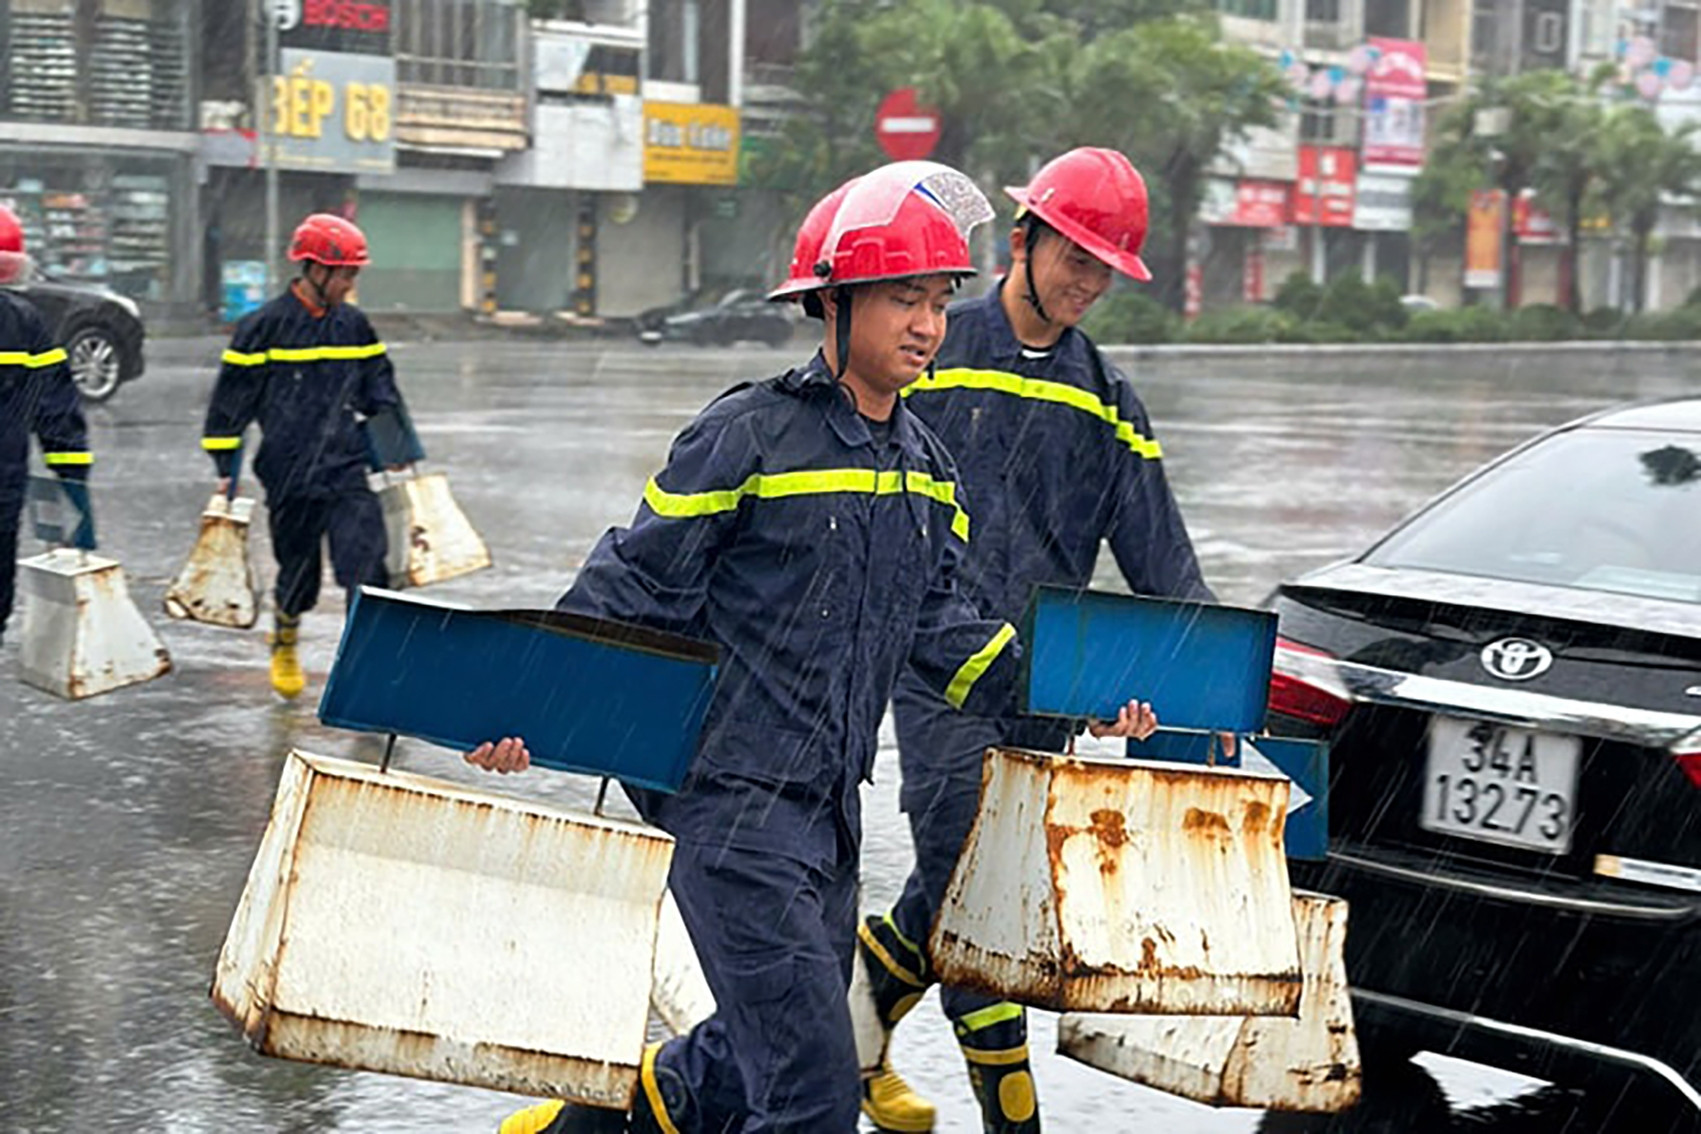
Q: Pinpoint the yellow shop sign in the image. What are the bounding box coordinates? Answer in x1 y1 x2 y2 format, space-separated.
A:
644 102 740 186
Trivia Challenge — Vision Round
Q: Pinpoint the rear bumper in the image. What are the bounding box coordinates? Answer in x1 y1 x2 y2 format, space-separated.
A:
1352 988 1701 1115
1298 850 1701 1099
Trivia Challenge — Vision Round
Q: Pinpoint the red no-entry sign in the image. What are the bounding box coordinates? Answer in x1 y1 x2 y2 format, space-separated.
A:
874 87 942 161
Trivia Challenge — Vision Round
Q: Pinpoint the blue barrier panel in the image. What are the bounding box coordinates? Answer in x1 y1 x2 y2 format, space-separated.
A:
1254 736 1330 862
362 402 428 469
319 588 718 792
27 475 95 550
1125 728 1238 767
1126 729 1329 861
1021 586 1276 734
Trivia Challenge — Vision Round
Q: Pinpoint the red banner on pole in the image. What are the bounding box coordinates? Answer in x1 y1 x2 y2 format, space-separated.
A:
1295 147 1356 227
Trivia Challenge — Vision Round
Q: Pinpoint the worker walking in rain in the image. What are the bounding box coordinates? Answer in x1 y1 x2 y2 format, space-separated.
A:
0 203 92 645
856 148 1217 1134
468 161 1161 1134
200 213 406 699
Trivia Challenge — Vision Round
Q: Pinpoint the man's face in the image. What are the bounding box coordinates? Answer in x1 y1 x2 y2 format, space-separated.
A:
320 265 360 306
844 275 954 396
1019 228 1113 326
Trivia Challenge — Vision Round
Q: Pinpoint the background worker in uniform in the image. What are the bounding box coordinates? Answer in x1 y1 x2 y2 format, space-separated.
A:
469 162 1162 1134
200 213 405 699
856 148 1216 1134
0 203 92 645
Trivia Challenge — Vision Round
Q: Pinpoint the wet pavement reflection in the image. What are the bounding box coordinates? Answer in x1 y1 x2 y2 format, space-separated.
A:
2 335 1695 1132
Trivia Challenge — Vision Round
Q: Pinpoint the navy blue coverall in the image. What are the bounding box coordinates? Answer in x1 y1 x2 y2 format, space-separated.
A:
559 353 1022 1133
201 287 402 616
890 282 1213 1029
0 290 90 639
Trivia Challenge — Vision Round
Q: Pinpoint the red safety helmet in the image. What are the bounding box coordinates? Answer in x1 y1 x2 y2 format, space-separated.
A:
0 205 28 284
1006 148 1151 282
814 160 991 289
288 213 371 268
769 179 859 303
0 205 22 255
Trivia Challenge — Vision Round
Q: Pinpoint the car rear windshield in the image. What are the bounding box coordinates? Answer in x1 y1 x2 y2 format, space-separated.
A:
1365 427 1701 604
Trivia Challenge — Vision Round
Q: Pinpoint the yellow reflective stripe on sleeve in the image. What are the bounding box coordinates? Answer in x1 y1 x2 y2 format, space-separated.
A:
43 451 92 466
222 343 388 366
906 367 1163 459
643 474 747 518
957 1001 1024 1034
945 622 1017 710
201 436 243 451
642 467 971 541
0 348 69 368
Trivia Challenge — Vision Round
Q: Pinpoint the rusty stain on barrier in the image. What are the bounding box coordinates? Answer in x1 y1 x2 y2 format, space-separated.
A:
164 495 260 628
1059 892 1361 1113
930 747 1303 1016
379 473 491 589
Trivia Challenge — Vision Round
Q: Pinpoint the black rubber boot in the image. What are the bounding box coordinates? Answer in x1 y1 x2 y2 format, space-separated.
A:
955 1002 1040 1134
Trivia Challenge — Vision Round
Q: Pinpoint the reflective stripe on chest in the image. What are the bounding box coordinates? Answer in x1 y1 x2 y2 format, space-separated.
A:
904 367 1162 459
645 467 971 541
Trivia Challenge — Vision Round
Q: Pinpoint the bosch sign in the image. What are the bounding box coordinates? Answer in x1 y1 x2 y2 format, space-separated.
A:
305 1 391 32
280 0 392 52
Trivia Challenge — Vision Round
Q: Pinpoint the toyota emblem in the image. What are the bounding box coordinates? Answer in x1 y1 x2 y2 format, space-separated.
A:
1480 638 1554 682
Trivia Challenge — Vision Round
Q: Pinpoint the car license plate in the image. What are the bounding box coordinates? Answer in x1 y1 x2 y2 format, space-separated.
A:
1420 718 1582 854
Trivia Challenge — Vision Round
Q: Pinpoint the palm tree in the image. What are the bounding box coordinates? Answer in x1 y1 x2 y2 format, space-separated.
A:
1526 71 1612 312
1596 107 1701 311
1058 16 1284 312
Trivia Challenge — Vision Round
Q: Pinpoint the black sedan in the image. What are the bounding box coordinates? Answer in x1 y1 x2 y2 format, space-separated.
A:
1267 397 1701 1120
10 278 146 402
636 287 797 348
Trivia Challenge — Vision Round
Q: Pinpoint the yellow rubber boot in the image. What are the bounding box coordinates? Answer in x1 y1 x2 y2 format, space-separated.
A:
269 613 306 699
498 1101 565 1134
863 1058 936 1132
856 915 937 1132
956 1003 1040 1133
497 1098 625 1133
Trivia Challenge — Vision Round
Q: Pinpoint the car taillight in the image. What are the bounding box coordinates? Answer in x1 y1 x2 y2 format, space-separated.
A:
1269 636 1353 728
1675 751 1701 789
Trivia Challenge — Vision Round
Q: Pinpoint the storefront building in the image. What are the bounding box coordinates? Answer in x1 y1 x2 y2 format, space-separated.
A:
0 0 200 311
494 18 645 316
589 96 739 318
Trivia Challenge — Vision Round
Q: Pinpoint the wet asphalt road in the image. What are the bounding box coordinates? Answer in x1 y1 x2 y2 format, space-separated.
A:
1 332 1696 1133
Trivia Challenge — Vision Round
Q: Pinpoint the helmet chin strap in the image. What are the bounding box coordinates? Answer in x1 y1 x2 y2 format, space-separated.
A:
832 285 853 382
1021 216 1056 327
300 262 329 307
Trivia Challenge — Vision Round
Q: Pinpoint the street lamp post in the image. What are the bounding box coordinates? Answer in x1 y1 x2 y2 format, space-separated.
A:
260 0 281 294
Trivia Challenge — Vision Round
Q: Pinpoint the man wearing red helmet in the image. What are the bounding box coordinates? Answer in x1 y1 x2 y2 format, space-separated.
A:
201 212 407 697
856 148 1215 1134
476 162 1159 1134
0 203 93 645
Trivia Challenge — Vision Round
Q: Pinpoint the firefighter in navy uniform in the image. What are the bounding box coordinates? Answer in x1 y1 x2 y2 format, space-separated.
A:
201 213 404 698
471 162 1161 1134
0 204 93 646
856 149 1217 1134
